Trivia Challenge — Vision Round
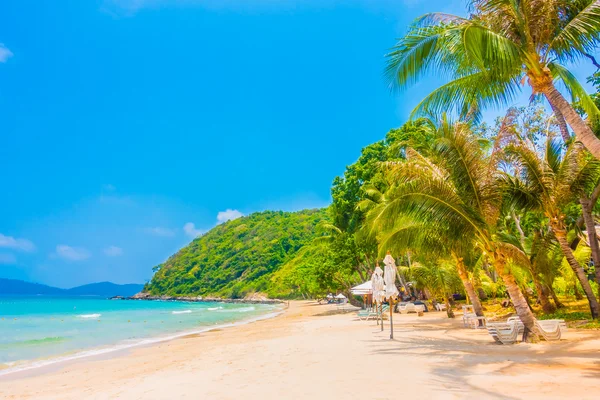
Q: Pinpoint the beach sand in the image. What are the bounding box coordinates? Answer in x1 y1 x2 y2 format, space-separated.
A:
1 301 599 399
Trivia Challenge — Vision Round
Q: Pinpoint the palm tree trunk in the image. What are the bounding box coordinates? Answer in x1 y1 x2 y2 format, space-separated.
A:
580 198 600 292
444 295 454 318
543 84 600 159
554 228 600 319
492 257 538 342
532 273 555 314
548 101 571 143
573 280 584 300
549 285 564 309
455 258 484 318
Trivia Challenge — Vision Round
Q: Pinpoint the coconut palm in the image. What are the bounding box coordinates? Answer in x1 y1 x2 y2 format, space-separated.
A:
402 261 462 318
366 208 487 319
503 138 600 318
385 0 600 158
368 117 540 340
360 180 487 318
498 220 561 314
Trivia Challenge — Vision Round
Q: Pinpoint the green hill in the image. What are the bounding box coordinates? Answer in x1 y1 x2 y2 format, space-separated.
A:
144 209 329 299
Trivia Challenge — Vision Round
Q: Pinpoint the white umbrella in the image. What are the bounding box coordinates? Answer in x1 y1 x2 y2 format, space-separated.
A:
371 266 385 329
350 280 373 296
383 253 399 339
372 267 385 304
335 293 347 305
383 254 399 299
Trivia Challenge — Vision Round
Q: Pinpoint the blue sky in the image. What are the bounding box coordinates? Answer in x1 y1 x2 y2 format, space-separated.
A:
0 0 597 287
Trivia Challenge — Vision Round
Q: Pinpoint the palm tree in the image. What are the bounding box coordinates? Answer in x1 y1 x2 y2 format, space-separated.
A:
402 261 462 318
385 0 600 158
365 207 487 319
368 117 540 340
499 219 561 314
360 180 487 318
503 139 600 318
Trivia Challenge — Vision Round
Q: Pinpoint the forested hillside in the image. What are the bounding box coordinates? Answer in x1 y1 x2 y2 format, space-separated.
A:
144 209 332 298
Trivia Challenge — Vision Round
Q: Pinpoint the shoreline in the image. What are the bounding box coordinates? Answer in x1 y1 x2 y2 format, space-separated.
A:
0 303 286 379
119 293 286 305
2 301 600 399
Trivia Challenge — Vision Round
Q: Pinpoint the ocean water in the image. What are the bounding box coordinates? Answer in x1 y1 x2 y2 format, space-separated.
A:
0 296 280 374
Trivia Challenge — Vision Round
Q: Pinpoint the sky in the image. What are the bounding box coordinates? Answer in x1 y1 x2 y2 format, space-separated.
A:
0 0 597 287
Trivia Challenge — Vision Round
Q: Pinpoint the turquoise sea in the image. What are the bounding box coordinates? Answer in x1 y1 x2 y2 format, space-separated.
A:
0 296 280 374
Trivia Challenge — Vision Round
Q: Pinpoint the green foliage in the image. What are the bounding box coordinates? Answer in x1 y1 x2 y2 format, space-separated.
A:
144 209 329 298
402 260 463 300
539 310 592 322
386 1 600 127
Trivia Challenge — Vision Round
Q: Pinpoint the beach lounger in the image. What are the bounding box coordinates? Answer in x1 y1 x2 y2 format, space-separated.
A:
434 303 446 311
397 303 424 314
357 305 390 321
487 322 520 344
357 309 378 321
487 318 566 344
464 314 487 329
535 319 566 341
508 317 566 338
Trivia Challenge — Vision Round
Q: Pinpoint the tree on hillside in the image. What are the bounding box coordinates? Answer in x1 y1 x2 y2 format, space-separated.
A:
386 0 600 158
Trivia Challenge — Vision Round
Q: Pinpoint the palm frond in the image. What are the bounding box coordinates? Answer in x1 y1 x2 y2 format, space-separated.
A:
410 71 522 120
462 23 522 76
548 1 600 62
549 61 600 121
385 24 463 90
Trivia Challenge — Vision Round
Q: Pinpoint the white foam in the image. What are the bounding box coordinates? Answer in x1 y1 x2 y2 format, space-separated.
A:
207 306 223 311
0 306 284 377
77 314 101 319
171 310 192 315
218 306 255 313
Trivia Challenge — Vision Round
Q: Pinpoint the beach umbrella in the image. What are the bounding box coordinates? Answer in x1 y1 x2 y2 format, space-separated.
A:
371 266 385 329
383 253 399 339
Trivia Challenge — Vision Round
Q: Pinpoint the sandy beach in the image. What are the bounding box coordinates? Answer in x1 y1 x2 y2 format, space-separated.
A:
1 301 600 400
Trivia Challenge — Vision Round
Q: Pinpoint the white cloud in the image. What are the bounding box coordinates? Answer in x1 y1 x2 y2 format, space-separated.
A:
183 222 204 238
0 233 36 252
0 44 13 63
104 245 123 257
0 253 17 265
55 245 91 261
144 227 176 237
216 209 243 224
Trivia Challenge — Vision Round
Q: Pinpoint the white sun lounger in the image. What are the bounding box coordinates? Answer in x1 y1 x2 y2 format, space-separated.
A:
487 318 566 344
397 303 425 314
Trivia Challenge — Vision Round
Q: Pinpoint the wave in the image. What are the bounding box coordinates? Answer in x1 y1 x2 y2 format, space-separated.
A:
77 314 101 319
0 307 285 377
218 306 255 313
207 306 223 311
171 310 192 315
